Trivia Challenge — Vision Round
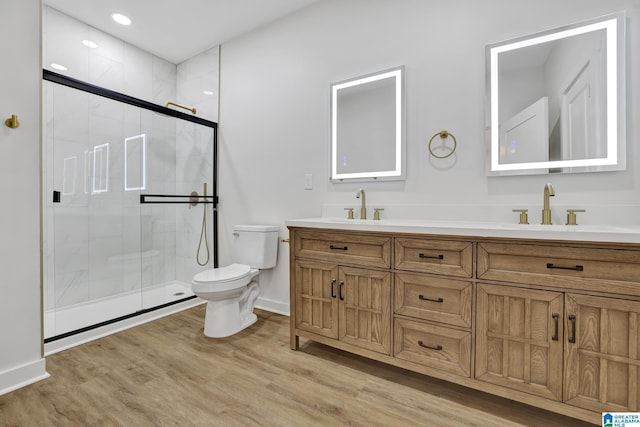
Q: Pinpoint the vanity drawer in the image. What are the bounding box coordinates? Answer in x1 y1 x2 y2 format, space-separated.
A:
394 273 472 328
393 318 471 377
294 230 391 269
395 238 473 277
477 242 640 295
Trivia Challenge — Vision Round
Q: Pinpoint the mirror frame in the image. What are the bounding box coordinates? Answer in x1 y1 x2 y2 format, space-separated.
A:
330 66 405 182
486 12 626 175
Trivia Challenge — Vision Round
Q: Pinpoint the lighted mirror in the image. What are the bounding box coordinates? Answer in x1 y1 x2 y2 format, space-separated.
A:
330 66 405 182
486 12 625 175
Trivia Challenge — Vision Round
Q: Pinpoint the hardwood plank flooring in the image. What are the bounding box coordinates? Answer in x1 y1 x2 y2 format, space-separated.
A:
0 306 593 426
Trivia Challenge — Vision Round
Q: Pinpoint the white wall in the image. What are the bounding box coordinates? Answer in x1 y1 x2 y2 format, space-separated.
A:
218 0 640 314
0 0 48 394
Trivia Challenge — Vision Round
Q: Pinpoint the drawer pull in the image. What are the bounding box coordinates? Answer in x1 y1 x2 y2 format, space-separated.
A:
339 281 345 301
551 312 559 341
418 295 444 303
419 253 444 260
330 245 348 251
331 278 337 298
568 314 577 343
418 341 442 351
546 263 583 272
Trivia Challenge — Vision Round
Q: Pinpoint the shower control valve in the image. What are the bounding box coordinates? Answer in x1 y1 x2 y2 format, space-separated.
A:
189 191 199 208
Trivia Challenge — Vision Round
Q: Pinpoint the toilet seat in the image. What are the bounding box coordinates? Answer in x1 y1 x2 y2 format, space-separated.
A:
192 263 256 293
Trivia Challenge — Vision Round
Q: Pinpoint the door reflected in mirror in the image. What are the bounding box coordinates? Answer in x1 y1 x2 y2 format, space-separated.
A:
330 66 405 182
486 12 625 175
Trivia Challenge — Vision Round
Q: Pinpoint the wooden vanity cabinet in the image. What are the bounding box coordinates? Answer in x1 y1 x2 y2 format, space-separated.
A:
289 226 640 424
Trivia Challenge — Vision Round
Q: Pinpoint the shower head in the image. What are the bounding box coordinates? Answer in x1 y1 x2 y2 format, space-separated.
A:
165 101 196 115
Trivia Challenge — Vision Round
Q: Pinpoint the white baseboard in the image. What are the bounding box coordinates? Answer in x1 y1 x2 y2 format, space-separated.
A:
0 358 49 396
255 297 290 316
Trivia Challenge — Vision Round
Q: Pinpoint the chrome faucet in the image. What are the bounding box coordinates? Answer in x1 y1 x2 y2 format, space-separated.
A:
356 188 367 220
542 183 555 225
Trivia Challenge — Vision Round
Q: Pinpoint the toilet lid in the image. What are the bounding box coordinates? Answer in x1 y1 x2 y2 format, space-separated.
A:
193 263 252 284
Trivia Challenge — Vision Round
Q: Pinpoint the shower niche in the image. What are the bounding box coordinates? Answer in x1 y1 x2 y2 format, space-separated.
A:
43 71 218 343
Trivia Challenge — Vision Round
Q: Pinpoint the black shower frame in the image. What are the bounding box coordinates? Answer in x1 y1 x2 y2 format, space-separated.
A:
43 69 219 342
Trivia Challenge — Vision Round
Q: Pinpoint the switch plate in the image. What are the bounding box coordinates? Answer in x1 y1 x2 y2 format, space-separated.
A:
304 174 313 190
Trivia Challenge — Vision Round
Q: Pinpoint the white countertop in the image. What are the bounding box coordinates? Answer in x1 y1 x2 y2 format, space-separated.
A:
285 217 640 244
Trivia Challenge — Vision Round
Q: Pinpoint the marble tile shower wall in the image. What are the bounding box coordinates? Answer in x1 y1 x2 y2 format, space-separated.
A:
43 7 177 105
175 47 219 286
43 7 219 311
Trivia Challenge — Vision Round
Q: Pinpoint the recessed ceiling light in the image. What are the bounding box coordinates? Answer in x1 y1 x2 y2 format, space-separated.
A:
51 63 67 71
203 90 214 96
82 39 98 48
112 13 131 26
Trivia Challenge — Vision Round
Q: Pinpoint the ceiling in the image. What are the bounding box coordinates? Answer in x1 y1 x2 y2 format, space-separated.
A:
44 0 319 64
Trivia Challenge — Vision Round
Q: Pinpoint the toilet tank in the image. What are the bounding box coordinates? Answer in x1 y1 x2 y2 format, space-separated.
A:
232 225 279 269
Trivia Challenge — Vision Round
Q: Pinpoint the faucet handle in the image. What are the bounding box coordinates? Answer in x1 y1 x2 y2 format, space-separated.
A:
344 208 354 220
373 208 384 221
512 209 529 225
566 209 586 226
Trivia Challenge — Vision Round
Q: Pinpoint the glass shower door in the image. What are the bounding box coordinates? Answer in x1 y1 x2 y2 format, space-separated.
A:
138 111 215 309
44 72 218 341
45 81 144 338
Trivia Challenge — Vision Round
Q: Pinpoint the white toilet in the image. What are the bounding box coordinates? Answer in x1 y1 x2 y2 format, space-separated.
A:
192 225 278 338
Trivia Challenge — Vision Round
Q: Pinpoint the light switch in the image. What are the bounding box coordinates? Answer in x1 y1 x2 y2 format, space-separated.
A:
304 174 313 190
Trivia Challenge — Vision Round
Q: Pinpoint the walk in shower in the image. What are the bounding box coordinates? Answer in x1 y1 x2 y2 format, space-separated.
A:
42 70 218 345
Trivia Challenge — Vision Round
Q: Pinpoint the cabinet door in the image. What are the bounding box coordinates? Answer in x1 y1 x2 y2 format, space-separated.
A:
564 294 640 412
476 284 563 401
294 260 338 339
338 266 392 355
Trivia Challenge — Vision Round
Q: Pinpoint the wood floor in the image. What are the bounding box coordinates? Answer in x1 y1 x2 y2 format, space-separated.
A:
0 306 593 426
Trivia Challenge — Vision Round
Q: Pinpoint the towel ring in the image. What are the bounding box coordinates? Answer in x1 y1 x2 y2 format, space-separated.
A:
428 130 457 159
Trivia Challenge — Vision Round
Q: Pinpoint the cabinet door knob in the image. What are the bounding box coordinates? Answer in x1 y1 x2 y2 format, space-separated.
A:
546 263 583 272
419 253 444 260
339 281 344 301
568 314 577 343
418 341 442 351
331 278 337 298
551 313 559 341
418 295 444 303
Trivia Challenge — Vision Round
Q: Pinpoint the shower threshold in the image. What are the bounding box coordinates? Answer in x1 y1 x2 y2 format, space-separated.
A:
44 282 204 355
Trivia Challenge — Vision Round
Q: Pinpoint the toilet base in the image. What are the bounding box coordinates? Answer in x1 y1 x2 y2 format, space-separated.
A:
203 308 257 338
201 282 260 338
